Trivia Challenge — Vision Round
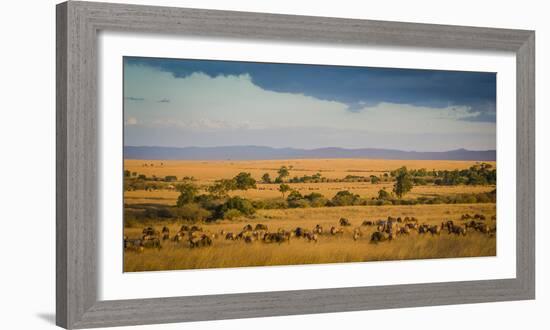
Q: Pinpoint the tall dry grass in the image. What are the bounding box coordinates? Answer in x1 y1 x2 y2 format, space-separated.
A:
124 203 496 272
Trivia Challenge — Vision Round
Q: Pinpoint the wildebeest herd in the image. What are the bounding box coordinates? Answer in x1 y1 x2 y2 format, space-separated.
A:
123 213 496 252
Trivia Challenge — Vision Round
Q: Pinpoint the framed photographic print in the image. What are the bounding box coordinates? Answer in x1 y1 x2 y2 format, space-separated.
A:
56 1 535 328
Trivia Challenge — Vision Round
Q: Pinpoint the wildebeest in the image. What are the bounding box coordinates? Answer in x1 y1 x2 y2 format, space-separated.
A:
263 232 291 244
254 223 268 231
294 227 305 238
370 231 389 243
243 224 253 231
442 220 455 232
461 213 472 220
448 224 467 236
353 228 362 241
303 232 318 243
124 236 145 252
225 232 236 240
172 231 186 243
180 225 190 232
330 226 344 235
142 226 159 237
313 224 323 234
362 220 375 226
427 225 442 236
418 224 430 234
141 236 161 249
190 225 203 232
189 234 212 248
474 214 486 220
339 218 351 226
399 226 411 235
161 226 170 240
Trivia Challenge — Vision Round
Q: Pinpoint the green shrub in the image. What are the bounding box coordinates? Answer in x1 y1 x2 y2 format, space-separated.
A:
173 203 211 222
223 209 243 220
330 190 360 206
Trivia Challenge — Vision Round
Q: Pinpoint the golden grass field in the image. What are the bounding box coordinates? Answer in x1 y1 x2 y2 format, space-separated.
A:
123 203 496 272
123 158 496 205
125 158 496 182
123 158 496 271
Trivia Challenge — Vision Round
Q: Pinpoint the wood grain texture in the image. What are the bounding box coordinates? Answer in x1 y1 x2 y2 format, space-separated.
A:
56 1 535 328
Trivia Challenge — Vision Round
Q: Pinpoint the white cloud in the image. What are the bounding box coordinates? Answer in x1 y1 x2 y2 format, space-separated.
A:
123 65 495 150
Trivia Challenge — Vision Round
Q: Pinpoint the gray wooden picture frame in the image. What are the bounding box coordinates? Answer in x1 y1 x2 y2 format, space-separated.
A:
56 1 535 328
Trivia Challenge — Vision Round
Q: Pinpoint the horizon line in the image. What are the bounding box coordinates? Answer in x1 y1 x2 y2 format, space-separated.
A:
124 145 497 153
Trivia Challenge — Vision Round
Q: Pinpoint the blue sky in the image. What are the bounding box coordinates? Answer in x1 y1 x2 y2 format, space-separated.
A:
123 57 496 151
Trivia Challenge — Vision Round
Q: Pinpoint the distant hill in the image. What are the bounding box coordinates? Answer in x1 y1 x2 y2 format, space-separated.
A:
124 146 496 161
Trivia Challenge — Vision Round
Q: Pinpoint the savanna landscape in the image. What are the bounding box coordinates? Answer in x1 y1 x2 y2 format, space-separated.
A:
123 56 498 271
123 158 497 271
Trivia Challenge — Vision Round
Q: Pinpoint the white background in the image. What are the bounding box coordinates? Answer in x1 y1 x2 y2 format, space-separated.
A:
99 32 516 300
0 0 548 329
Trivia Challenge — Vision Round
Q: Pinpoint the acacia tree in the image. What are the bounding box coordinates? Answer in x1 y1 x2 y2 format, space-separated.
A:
176 182 198 207
278 184 291 199
234 172 257 190
277 166 290 182
392 166 413 199
261 173 271 184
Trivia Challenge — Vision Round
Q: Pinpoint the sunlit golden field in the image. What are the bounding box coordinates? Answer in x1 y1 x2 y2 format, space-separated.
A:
124 183 495 205
124 203 496 272
125 158 495 183
124 158 496 205
123 158 496 271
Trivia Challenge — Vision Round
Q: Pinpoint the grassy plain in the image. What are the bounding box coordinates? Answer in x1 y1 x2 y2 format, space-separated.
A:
123 159 496 205
123 158 496 271
124 203 496 272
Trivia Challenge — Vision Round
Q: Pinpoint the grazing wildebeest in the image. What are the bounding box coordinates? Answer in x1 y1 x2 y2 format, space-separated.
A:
399 226 411 235
124 236 144 252
172 231 186 243
330 226 344 235
475 223 490 234
448 224 467 236
225 232 236 240
142 227 159 237
370 231 389 243
254 223 268 231
474 214 486 220
243 224 253 231
263 232 290 244
397 217 403 223
190 225 203 232
418 224 430 234
180 225 190 232
142 236 161 249
428 225 441 236
461 214 472 220
405 223 418 230
304 232 318 243
161 226 170 240
362 220 375 226
313 224 323 234
353 228 362 241
339 218 351 226
236 230 252 240
189 234 212 248
294 227 304 238
442 220 455 232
